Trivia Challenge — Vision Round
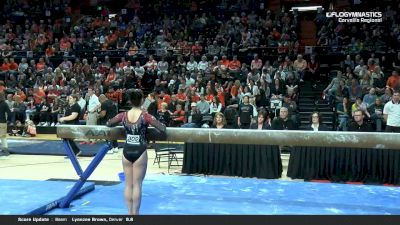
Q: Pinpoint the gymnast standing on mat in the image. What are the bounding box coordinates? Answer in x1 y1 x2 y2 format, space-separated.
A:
107 89 166 215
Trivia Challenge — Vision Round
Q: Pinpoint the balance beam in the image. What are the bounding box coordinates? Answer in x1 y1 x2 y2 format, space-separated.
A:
56 125 400 150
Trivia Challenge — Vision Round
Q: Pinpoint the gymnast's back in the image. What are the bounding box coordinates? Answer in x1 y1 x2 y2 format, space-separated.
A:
106 111 166 149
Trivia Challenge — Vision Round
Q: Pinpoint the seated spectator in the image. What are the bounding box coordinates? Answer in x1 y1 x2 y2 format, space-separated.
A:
363 88 377 108
157 102 171 126
228 55 241 76
9 120 23 136
181 103 203 128
380 87 392 103
36 98 51 126
359 71 373 93
250 109 271 130
271 107 297 130
50 97 62 126
191 41 203 56
197 55 209 72
373 72 387 95
209 95 222 116
186 55 198 73
270 78 285 100
308 54 320 88
23 120 37 137
348 78 363 103
368 97 385 132
386 71 400 92
8 58 18 76
25 98 36 122
282 95 298 124
0 58 10 80
171 104 185 127
306 111 329 131
211 112 227 129
168 95 179 112
157 56 169 76
196 94 210 115
250 54 262 72
351 97 370 118
343 55 355 70
293 54 307 82
10 95 26 124
348 109 373 132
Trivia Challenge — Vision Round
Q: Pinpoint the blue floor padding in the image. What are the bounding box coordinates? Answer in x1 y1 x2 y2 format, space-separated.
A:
0 179 94 215
47 174 400 215
8 140 110 156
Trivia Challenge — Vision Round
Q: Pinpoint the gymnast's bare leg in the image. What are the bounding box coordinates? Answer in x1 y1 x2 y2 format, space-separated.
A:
122 150 148 215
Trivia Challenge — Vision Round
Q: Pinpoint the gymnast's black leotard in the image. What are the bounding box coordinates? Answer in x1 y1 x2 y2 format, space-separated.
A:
107 111 166 163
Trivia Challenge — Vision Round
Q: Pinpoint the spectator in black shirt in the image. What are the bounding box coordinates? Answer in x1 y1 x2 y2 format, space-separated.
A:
250 109 271 130
373 72 386 95
98 94 119 152
211 112 227 129
37 98 51 126
59 94 81 156
367 98 385 132
271 107 297 130
98 94 118 125
237 95 253 129
348 109 373 132
157 102 171 127
0 92 11 156
305 111 330 131
181 103 203 128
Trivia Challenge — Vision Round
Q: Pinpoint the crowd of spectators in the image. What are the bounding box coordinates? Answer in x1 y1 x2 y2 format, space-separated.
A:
0 0 307 134
317 3 400 132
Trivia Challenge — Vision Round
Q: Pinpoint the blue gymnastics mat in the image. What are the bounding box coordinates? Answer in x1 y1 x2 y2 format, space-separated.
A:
7 139 106 157
0 179 94 215
47 174 400 215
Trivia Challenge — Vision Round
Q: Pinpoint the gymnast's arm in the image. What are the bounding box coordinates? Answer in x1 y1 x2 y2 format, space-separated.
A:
144 112 166 134
106 112 124 127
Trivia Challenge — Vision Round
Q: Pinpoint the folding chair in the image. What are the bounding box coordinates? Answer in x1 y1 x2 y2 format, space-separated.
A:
153 141 176 168
168 145 184 173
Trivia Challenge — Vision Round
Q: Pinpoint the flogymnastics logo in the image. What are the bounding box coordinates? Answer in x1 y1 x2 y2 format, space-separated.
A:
326 11 382 23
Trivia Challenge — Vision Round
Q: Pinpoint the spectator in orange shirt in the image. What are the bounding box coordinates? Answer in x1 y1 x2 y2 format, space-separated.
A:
189 88 200 103
106 87 123 105
0 58 10 80
8 58 18 75
176 89 187 105
33 87 46 105
36 57 46 74
230 80 241 100
45 45 56 58
386 71 400 91
15 88 26 102
161 91 171 104
59 38 71 52
219 55 230 72
191 41 203 56
205 88 214 103
228 55 241 75
104 68 116 87
0 81 6 93
217 87 226 107
171 104 185 127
